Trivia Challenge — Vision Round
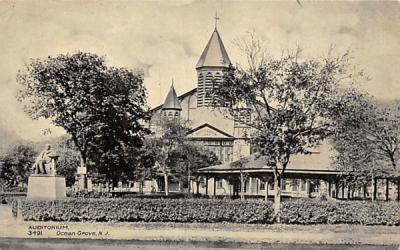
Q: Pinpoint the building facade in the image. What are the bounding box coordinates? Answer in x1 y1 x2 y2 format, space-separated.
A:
149 27 251 165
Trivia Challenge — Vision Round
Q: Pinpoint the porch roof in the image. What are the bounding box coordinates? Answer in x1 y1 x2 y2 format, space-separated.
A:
197 141 342 176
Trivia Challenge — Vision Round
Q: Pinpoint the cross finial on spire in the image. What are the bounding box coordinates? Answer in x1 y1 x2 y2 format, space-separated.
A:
214 11 220 29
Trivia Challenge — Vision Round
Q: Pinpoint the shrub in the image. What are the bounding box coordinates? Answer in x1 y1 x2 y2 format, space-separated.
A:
18 198 400 225
20 198 274 224
280 199 400 225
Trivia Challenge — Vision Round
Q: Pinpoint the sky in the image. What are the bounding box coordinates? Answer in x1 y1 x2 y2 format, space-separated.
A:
0 0 399 141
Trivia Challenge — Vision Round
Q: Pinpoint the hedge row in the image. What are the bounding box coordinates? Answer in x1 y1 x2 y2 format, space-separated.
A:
20 198 274 224
18 198 400 225
280 199 400 225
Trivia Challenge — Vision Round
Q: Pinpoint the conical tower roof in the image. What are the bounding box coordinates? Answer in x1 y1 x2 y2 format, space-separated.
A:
162 84 182 110
196 28 231 69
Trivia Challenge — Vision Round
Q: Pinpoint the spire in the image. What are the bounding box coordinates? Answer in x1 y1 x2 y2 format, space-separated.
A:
162 84 182 110
196 28 231 69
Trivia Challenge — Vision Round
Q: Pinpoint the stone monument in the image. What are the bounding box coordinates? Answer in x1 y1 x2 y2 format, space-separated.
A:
27 144 66 200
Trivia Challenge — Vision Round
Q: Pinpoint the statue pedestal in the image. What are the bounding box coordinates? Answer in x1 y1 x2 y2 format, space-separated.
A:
27 175 66 200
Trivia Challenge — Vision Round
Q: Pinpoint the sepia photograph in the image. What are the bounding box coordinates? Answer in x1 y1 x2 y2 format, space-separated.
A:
0 0 399 249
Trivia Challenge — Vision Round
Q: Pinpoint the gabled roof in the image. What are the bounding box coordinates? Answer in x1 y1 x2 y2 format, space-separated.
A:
187 123 234 139
162 85 182 110
196 28 231 69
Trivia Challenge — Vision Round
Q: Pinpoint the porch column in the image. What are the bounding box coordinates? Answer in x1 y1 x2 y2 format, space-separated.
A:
347 185 351 200
341 184 345 199
205 176 209 196
397 178 400 202
306 180 311 198
256 178 259 194
213 177 217 196
265 180 269 201
249 177 253 195
334 180 338 198
196 180 199 195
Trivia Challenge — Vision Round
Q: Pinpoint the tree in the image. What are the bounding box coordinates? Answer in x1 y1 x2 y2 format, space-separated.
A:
0 143 37 191
139 121 221 195
332 90 400 200
135 142 158 194
51 135 81 187
16 52 149 186
169 143 220 193
211 36 361 221
141 119 190 196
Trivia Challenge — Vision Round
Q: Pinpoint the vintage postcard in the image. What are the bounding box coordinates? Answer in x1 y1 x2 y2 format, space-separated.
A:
0 0 399 249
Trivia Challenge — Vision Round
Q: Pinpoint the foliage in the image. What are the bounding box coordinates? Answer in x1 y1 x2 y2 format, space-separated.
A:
0 143 37 190
211 35 362 218
280 199 400 225
49 135 80 186
19 198 400 225
20 198 274 223
140 119 190 194
169 143 221 185
138 119 220 193
16 52 149 183
332 88 400 189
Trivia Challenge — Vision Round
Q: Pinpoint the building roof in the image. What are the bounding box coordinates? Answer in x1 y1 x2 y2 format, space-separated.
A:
186 123 234 139
196 28 231 69
197 141 337 173
152 88 197 112
162 85 182 110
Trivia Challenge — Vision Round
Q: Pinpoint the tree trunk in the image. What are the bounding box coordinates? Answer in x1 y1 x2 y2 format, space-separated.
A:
187 166 191 194
79 154 87 191
385 178 390 201
363 184 367 199
240 172 245 200
273 171 281 223
372 177 377 201
164 174 169 196
328 180 332 198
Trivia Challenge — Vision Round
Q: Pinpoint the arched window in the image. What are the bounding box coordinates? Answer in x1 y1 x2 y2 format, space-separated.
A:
204 72 213 103
197 73 204 107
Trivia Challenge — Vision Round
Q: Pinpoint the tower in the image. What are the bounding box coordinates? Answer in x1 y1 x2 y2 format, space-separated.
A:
161 84 182 120
196 27 231 107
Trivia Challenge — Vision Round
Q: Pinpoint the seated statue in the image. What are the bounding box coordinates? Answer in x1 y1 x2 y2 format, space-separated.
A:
32 144 58 175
